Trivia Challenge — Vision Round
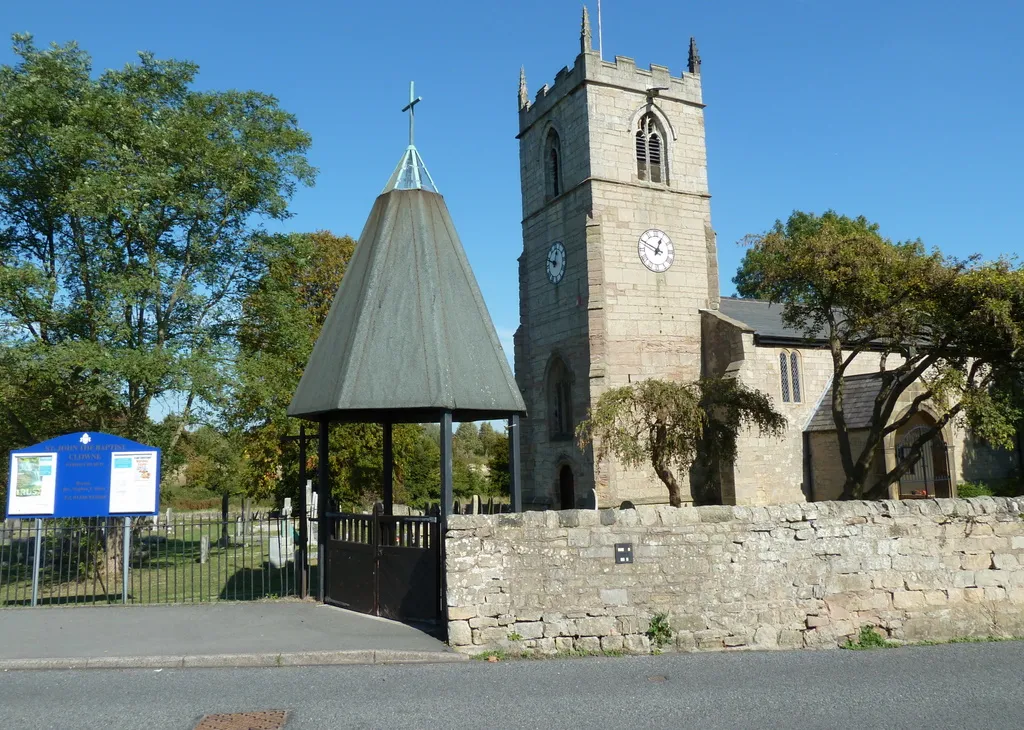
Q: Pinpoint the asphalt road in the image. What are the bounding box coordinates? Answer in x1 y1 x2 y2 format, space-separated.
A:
3 642 1023 729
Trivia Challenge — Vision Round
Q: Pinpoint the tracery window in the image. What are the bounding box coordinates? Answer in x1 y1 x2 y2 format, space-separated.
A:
636 113 665 183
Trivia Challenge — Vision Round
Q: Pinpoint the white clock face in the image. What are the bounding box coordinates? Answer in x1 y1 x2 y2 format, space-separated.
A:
638 229 674 273
546 241 566 284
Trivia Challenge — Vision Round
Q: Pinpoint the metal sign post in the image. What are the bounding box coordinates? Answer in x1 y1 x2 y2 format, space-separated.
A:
31 518 42 607
122 517 131 604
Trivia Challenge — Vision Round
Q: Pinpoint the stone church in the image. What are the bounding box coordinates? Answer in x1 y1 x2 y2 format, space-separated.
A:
513 11 1021 509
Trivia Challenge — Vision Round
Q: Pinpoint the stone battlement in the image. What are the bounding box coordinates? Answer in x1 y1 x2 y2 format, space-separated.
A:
519 51 702 137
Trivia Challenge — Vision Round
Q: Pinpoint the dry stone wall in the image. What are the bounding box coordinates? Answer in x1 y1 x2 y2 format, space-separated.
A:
445 498 1024 654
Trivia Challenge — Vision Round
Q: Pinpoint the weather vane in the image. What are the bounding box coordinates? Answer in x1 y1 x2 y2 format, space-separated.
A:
402 81 422 147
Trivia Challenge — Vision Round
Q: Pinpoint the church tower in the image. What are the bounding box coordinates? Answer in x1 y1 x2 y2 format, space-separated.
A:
513 12 719 508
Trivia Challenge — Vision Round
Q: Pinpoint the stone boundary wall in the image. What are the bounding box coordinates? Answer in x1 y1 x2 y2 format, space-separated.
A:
445 498 1024 654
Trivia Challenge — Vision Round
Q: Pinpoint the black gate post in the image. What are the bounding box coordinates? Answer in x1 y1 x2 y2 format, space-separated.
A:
508 414 521 513
439 410 453 629
298 422 309 599
383 422 394 516
317 419 330 602
440 411 453 526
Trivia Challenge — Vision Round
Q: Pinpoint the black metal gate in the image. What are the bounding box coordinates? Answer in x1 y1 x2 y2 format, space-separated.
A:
323 510 441 622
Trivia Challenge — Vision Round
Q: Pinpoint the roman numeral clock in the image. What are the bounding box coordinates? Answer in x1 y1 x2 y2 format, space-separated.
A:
638 229 674 273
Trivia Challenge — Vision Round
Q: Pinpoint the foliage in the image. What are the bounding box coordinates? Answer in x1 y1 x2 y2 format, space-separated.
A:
0 35 314 459
230 230 354 501
956 481 996 498
956 477 1024 498
176 426 245 497
577 377 785 506
842 625 898 650
646 612 674 648
734 210 1024 499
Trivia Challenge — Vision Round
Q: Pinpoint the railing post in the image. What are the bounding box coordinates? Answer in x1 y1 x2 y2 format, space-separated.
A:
122 517 130 604
31 518 42 607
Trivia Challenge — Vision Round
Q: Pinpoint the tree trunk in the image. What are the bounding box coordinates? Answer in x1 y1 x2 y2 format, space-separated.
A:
652 424 683 507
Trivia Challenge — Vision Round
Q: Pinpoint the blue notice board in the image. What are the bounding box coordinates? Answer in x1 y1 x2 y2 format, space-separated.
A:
6 432 161 518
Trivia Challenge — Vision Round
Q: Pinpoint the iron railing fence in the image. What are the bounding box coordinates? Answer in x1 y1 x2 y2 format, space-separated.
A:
0 515 316 607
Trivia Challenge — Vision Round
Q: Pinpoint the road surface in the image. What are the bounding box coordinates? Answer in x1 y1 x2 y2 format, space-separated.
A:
2 642 1022 729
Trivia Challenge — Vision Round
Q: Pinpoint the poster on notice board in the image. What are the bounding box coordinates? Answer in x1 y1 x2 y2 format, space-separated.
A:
7 453 58 516
108 451 159 514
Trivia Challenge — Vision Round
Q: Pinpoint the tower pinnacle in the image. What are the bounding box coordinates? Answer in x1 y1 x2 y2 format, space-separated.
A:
688 36 701 75
581 5 593 54
518 66 529 110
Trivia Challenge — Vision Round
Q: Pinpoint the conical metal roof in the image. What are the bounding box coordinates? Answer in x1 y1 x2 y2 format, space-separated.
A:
288 160 525 423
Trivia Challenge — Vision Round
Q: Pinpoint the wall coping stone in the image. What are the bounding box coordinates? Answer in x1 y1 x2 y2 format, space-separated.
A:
445 498 1024 532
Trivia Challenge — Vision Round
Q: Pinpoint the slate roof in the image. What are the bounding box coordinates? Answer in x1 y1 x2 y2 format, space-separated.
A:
717 297 825 343
804 373 883 432
288 147 526 423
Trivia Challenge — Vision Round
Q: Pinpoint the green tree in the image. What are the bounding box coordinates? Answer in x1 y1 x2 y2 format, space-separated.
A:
734 211 1024 499
486 430 511 495
577 378 785 507
0 35 314 457
180 426 244 494
453 422 482 463
231 230 354 500
231 230 436 510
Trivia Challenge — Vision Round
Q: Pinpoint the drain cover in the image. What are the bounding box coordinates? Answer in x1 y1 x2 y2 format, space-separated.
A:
193 710 289 730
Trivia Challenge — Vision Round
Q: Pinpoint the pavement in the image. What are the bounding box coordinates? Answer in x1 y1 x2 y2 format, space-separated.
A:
2 641 1024 728
0 600 463 670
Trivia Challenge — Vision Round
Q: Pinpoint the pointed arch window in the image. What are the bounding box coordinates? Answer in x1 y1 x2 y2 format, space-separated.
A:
780 350 802 403
636 113 665 183
545 128 562 200
548 356 574 440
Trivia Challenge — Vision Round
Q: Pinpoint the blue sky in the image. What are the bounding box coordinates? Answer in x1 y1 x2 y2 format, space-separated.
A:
3 0 1022 364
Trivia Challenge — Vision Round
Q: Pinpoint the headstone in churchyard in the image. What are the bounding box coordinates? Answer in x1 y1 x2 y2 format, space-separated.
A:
308 489 319 546
471 494 480 515
269 526 296 568
282 497 292 518
199 534 210 564
583 488 598 510
304 480 313 516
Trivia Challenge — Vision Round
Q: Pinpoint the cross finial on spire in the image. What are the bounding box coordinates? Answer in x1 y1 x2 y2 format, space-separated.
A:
401 81 422 147
581 5 593 54
518 67 529 110
688 37 701 75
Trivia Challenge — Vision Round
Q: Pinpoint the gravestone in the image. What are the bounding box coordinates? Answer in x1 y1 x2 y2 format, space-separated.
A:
282 498 293 518
199 534 210 564
269 524 296 569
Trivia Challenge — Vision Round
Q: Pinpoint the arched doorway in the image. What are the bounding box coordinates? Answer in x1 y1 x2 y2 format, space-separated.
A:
559 465 575 509
896 423 951 499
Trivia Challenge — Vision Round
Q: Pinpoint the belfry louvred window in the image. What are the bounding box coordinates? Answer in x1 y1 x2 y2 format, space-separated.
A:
636 113 664 183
